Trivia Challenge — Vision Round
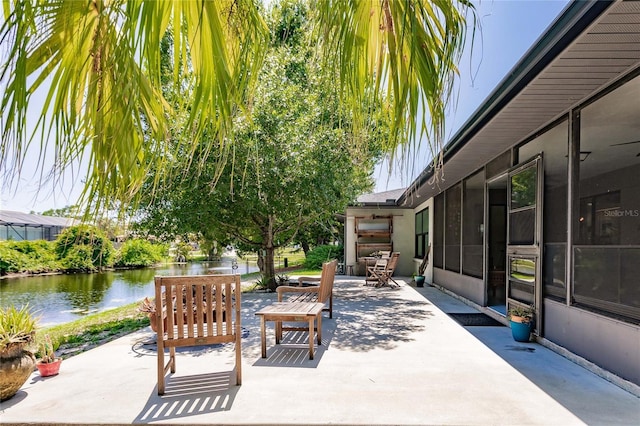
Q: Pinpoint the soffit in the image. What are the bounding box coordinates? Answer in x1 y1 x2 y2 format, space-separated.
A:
401 0 640 207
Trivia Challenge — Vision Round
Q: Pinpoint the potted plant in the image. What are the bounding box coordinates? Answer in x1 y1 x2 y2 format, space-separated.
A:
413 274 425 287
35 334 62 377
139 297 159 332
0 305 37 401
276 274 290 286
413 246 430 288
508 304 534 342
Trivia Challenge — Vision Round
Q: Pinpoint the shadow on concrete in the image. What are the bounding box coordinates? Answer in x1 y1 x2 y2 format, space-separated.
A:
330 281 436 352
0 389 28 409
133 371 240 424
252 323 336 368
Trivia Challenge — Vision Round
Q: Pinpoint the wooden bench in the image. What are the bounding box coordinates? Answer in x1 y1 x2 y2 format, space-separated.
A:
154 274 242 395
255 302 325 359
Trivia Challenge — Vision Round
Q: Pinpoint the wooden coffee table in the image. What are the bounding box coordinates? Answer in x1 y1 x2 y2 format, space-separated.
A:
255 302 325 359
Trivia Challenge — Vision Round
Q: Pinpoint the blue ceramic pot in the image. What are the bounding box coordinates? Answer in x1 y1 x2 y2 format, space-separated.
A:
510 320 531 342
415 276 425 287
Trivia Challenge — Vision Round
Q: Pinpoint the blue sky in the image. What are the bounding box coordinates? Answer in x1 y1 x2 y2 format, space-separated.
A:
1 0 570 213
374 0 570 192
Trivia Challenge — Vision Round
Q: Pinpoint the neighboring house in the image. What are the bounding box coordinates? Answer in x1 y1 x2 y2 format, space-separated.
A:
345 0 640 388
0 210 75 241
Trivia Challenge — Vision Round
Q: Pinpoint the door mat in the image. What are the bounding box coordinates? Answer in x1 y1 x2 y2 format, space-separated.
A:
447 313 505 327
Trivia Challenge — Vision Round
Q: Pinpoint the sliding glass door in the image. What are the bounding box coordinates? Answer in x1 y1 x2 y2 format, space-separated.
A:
507 156 543 333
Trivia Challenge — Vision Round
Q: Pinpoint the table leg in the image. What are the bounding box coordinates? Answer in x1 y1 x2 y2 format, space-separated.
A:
308 317 314 360
317 313 322 345
275 320 281 344
260 315 267 358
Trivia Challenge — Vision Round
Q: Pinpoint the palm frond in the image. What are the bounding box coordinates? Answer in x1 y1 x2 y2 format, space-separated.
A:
314 0 475 173
1 0 269 215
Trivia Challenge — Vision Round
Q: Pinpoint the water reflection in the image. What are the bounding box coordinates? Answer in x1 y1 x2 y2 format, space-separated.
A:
0 260 258 326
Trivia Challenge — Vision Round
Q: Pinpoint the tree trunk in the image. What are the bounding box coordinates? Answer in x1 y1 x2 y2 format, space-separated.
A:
264 246 277 291
301 240 310 255
263 215 277 291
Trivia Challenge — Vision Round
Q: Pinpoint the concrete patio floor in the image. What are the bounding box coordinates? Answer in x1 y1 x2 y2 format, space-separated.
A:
1 277 638 425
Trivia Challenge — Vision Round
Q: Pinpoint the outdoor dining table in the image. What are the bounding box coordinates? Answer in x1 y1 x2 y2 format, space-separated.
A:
255 301 325 359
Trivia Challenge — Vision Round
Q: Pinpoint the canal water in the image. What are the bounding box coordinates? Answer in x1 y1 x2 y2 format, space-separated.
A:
0 260 258 327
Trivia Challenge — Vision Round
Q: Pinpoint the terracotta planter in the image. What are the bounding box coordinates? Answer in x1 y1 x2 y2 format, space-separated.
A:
148 312 159 332
510 315 529 324
36 358 62 377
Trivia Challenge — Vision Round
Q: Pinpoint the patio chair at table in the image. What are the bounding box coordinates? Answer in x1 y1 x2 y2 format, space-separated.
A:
365 258 389 286
367 252 400 288
276 259 337 319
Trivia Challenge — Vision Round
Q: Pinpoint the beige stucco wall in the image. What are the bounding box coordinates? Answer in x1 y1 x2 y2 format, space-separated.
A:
345 202 432 278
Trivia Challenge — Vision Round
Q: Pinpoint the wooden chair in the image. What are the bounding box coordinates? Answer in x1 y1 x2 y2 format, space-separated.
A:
276 259 337 319
154 274 242 395
368 252 400 288
365 258 389 286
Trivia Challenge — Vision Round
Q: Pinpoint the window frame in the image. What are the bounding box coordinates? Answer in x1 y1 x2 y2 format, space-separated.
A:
415 207 429 259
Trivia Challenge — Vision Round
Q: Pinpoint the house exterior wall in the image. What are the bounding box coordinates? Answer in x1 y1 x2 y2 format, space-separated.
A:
544 299 640 386
433 268 484 305
0 224 66 241
426 72 640 387
344 207 414 276
348 3 640 387
0 211 73 241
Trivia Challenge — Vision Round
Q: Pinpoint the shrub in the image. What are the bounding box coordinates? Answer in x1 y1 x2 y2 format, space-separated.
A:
0 243 30 275
304 244 342 269
0 240 60 275
61 244 97 271
55 225 114 270
115 239 167 267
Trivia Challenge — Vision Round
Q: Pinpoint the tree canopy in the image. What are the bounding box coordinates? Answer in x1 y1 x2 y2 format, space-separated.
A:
134 0 389 289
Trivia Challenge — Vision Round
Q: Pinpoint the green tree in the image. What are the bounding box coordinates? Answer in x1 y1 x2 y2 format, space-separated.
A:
55 225 114 271
295 218 343 255
135 0 389 289
1 0 474 214
115 238 167 267
39 205 79 218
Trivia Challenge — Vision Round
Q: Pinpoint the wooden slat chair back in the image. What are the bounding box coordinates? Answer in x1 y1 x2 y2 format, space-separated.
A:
370 252 401 288
277 259 337 318
365 258 388 286
154 274 242 395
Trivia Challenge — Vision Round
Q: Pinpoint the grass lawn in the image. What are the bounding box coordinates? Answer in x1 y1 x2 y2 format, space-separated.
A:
39 302 148 359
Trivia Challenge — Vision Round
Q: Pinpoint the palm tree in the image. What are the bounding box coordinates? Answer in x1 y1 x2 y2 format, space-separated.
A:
1 0 474 213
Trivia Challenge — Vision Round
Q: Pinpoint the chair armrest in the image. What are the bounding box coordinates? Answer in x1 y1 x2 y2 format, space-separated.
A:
276 285 320 301
297 276 321 286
